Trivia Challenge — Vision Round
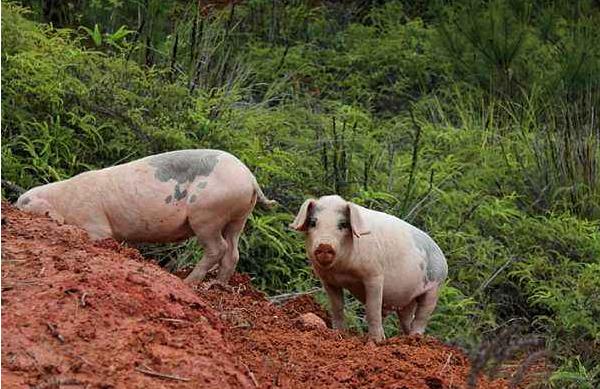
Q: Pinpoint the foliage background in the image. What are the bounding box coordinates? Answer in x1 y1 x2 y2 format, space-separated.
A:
2 1 599 386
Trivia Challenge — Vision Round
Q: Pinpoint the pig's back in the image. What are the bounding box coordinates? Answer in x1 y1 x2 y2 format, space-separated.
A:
361 207 448 281
96 149 253 242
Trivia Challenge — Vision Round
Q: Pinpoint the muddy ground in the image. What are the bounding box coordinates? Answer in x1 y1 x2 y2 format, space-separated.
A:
1 202 544 388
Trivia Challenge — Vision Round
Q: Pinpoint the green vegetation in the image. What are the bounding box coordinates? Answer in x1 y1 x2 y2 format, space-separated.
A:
2 1 599 386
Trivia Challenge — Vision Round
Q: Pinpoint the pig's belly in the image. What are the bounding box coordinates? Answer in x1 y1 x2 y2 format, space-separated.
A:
382 279 439 310
327 272 433 310
333 278 419 310
383 275 427 304
108 205 195 243
343 280 426 310
121 221 195 243
381 286 420 310
343 283 419 311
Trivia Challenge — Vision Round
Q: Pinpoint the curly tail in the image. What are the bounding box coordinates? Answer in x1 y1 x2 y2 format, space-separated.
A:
253 177 277 209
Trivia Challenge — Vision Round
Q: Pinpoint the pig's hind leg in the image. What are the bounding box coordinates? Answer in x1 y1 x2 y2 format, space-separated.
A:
214 185 255 284
396 300 417 335
216 217 248 283
410 287 440 335
184 216 229 284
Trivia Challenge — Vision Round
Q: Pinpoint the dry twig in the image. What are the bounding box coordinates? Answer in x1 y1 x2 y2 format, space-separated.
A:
439 352 453 374
243 363 259 387
268 287 321 305
158 318 190 323
135 365 191 382
2 280 41 291
47 323 65 343
80 292 88 307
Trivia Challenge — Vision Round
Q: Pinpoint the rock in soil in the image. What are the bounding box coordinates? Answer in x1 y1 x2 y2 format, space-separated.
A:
295 313 327 330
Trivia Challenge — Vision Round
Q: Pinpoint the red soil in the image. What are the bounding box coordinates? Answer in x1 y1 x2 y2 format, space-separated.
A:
1 202 541 388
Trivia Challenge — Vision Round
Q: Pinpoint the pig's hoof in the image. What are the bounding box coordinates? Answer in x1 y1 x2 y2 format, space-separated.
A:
365 338 384 347
367 330 386 344
407 333 425 342
201 280 233 292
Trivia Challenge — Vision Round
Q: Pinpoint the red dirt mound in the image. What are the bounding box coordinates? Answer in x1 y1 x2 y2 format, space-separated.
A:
200 277 514 389
1 202 251 388
2 202 540 388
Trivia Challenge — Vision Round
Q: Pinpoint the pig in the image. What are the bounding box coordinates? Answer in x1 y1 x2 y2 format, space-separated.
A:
16 149 276 284
290 195 447 342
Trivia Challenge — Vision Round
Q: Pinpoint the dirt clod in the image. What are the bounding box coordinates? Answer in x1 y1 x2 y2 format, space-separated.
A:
295 312 327 330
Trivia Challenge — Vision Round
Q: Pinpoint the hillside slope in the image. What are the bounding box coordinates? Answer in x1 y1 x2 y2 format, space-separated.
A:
1 202 526 388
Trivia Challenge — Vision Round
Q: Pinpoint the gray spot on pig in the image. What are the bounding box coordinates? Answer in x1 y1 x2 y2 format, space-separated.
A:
410 228 447 282
188 181 206 203
20 197 31 206
419 261 425 271
174 184 188 201
165 195 173 204
149 150 221 184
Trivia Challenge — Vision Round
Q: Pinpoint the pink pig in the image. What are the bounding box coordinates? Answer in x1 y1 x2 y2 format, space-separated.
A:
291 195 447 342
16 149 276 284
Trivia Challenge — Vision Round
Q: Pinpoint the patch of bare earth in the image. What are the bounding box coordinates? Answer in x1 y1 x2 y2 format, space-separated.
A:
1 202 251 388
1 202 544 388
201 274 521 389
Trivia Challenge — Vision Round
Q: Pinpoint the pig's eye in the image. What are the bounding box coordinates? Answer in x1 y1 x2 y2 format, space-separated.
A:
307 218 317 228
338 220 350 230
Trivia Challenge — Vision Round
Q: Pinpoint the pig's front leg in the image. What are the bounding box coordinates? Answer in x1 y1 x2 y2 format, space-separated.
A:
364 276 385 343
323 282 345 330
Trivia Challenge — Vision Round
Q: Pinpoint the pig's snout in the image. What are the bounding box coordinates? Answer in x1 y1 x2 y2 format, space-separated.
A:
314 243 336 266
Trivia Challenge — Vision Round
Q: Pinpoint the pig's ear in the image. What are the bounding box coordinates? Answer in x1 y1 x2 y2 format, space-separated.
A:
347 202 370 238
289 199 316 232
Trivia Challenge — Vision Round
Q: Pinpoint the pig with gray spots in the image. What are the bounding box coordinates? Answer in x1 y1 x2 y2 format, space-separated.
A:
291 195 447 342
16 149 276 284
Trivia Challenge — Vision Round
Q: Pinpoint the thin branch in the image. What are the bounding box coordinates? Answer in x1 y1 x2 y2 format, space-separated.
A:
135 365 191 382
474 257 517 296
268 287 321 305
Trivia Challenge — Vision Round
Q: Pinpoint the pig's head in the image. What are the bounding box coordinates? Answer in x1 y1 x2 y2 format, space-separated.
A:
290 195 370 268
